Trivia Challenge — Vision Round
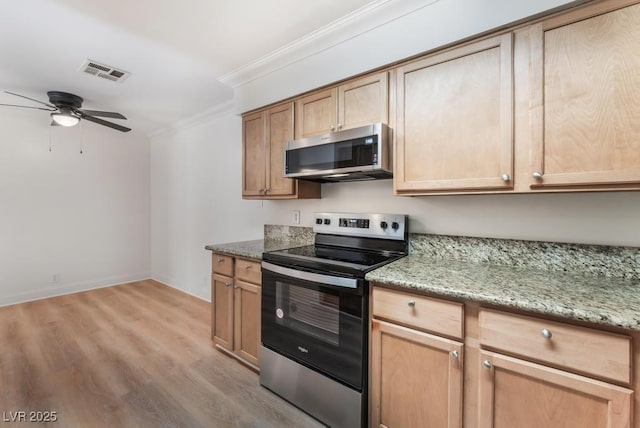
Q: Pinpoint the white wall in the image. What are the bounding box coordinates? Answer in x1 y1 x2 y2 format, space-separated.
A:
0 108 150 306
150 108 640 301
150 109 264 300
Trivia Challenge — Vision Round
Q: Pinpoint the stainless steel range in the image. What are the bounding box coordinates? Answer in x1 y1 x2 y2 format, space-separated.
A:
260 212 409 428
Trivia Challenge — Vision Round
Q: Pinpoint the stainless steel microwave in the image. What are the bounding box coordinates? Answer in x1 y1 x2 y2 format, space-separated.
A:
283 123 391 183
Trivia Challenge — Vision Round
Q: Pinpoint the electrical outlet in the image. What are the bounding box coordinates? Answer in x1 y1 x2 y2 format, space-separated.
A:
292 210 300 224
51 274 60 283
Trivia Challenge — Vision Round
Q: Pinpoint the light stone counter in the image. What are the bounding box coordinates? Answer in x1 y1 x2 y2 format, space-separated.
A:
205 225 313 261
367 234 640 331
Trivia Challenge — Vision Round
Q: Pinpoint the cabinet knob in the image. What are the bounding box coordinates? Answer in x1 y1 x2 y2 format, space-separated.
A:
501 173 510 182
245 265 252 270
532 171 543 180
407 300 416 308
217 258 224 263
330 124 336 131
233 285 240 289
541 328 552 339
482 360 492 369
336 123 342 130
225 282 232 287
450 350 459 360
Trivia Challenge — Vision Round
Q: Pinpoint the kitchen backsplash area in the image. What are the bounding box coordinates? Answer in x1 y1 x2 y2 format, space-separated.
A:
264 224 313 247
409 234 640 280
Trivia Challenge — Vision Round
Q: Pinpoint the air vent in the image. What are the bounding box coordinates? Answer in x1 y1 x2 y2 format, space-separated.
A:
79 59 131 83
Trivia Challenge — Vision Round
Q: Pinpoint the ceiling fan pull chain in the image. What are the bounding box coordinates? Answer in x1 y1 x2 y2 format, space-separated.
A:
48 126 52 152
80 122 84 154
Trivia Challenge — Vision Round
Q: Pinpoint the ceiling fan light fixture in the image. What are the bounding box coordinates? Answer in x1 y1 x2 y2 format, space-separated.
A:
51 112 80 127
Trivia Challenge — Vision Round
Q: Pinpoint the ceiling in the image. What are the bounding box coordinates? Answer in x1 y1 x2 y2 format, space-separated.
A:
0 0 375 135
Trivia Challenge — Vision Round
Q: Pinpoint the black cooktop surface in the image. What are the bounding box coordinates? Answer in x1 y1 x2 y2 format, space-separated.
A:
263 244 405 277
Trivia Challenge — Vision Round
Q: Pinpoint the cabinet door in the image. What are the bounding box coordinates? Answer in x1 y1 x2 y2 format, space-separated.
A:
478 350 632 428
242 111 266 197
528 3 640 188
371 319 463 428
395 34 514 193
338 72 388 130
265 102 296 197
212 273 234 351
234 279 260 367
294 88 338 138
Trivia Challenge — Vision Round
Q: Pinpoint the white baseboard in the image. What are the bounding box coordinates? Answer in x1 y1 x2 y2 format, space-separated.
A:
151 274 210 303
0 272 151 307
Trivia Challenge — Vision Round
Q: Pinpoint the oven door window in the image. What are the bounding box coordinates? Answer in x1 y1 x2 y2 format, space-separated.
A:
276 283 340 346
262 270 365 390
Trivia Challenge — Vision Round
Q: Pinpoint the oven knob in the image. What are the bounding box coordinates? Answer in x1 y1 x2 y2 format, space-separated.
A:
316 218 323 225
380 221 388 230
392 222 400 230
324 219 331 225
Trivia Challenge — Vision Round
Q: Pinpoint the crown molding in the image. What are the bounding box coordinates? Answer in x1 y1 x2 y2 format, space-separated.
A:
147 100 234 139
218 0 440 89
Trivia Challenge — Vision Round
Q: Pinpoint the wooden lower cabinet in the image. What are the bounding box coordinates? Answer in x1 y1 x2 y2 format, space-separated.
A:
370 319 463 428
478 351 633 428
233 279 260 366
211 253 261 368
370 289 636 427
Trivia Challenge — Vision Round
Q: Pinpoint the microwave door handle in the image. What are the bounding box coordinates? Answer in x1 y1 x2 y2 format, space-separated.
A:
261 262 358 289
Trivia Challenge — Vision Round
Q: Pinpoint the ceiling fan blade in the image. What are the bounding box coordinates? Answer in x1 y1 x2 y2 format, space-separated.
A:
4 91 56 109
77 109 127 120
0 103 57 111
81 114 131 132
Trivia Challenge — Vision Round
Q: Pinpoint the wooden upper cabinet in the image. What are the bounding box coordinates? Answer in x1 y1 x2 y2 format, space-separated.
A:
529 1 640 189
265 102 296 197
242 111 266 197
295 88 338 138
338 72 389 130
394 33 514 194
295 71 389 138
242 102 320 199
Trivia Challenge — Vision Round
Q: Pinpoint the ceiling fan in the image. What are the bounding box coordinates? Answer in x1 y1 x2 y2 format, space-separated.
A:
0 90 131 133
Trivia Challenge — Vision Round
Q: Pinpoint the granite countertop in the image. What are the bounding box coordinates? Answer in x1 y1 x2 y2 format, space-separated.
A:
205 224 314 260
205 239 306 261
366 254 640 331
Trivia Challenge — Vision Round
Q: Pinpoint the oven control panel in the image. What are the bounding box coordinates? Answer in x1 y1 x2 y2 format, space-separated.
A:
314 212 408 240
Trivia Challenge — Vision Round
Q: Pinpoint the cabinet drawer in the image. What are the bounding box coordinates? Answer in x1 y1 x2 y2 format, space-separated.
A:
479 308 632 384
234 258 261 284
372 287 463 339
212 253 233 276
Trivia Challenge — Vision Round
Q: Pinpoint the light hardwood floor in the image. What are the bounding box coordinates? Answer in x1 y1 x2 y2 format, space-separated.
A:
0 280 323 427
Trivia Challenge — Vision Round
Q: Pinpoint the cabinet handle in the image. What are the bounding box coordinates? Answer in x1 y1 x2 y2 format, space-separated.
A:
501 173 510 182
217 258 224 263
482 360 492 369
245 265 252 270
450 350 459 360
225 282 232 287
532 171 543 180
264 188 269 194
233 285 240 289
541 328 552 339
407 300 416 307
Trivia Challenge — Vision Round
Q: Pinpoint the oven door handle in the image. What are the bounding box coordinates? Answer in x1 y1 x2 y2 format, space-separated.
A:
261 261 358 289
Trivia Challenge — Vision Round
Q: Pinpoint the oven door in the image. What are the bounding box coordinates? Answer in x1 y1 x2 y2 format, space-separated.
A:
261 261 366 391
